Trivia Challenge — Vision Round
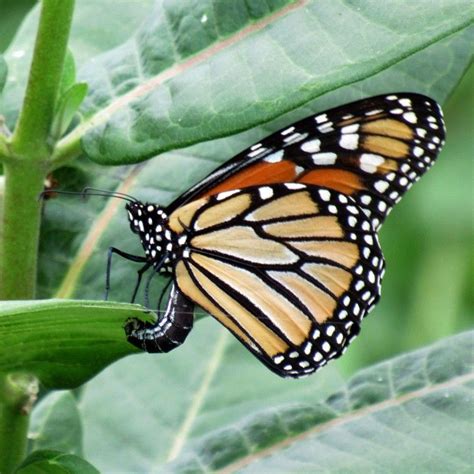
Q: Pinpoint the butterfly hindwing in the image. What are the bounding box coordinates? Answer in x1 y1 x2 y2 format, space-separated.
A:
170 93 445 230
170 184 384 378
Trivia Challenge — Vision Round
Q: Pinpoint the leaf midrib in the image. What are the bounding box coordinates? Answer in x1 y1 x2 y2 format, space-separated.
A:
219 371 474 473
54 1 307 157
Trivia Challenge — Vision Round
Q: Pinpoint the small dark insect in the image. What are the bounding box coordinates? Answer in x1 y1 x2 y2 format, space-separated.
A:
56 93 447 378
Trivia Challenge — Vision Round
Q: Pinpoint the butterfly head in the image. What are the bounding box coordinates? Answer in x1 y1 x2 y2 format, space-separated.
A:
125 201 172 263
126 201 167 234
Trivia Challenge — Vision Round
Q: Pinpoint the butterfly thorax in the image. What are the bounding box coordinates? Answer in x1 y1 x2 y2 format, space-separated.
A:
126 201 183 274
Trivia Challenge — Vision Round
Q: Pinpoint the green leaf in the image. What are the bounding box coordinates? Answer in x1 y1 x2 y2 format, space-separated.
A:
79 318 344 473
0 299 152 389
29 391 83 455
0 55 7 93
58 50 76 97
81 331 473 472
74 0 474 165
222 331 474 474
0 0 155 125
51 82 88 139
16 450 99 474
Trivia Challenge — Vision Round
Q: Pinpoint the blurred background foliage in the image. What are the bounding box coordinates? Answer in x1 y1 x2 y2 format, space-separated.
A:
0 0 472 379
0 0 36 52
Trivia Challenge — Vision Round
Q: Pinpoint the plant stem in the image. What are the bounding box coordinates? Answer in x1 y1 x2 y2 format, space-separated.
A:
10 0 75 159
0 161 46 299
0 0 75 300
0 374 38 474
0 1 75 469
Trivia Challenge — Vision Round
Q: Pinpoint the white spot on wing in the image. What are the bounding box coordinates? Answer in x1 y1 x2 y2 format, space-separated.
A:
413 146 424 157
274 355 284 364
339 134 359 150
248 147 267 157
301 139 321 153
318 122 334 133
314 113 328 124
341 124 360 134
312 152 337 165
259 187 274 199
403 112 417 124
365 109 383 116
318 189 331 201
283 132 307 144
216 190 240 201
264 150 284 163
359 153 384 174
281 126 295 136
374 180 389 193
285 183 305 190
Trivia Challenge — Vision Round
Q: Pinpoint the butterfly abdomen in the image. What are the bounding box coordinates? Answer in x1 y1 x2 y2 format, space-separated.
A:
125 283 194 353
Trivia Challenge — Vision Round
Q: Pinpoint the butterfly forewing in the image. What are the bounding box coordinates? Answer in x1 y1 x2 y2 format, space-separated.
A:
171 184 384 378
171 93 445 231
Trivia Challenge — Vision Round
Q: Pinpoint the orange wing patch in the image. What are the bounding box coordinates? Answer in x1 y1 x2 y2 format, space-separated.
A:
298 169 364 195
200 160 297 198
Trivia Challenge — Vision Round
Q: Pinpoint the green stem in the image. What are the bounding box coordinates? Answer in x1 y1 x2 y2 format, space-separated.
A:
0 1 75 469
0 373 38 474
10 0 75 159
0 0 75 299
0 161 46 299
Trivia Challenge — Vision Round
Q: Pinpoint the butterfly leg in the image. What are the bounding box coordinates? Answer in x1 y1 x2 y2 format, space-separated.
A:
130 261 153 304
143 268 158 308
105 247 148 301
141 253 171 307
124 282 194 353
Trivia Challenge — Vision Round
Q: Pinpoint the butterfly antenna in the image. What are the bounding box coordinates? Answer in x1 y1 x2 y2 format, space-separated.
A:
82 187 138 202
39 187 138 203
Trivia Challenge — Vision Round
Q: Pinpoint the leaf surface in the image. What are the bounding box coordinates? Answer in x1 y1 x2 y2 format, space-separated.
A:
29 391 83 455
79 318 344 473
0 300 148 389
80 331 473 472
16 449 99 474
73 0 474 164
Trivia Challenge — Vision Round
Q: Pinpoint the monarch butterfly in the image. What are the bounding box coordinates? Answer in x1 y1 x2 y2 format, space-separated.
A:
104 93 446 378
